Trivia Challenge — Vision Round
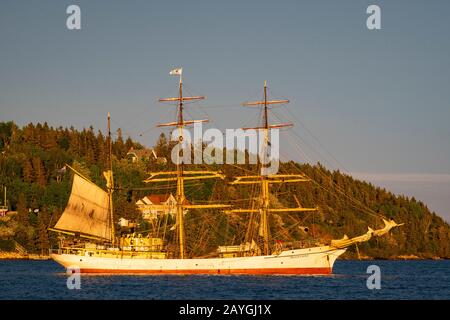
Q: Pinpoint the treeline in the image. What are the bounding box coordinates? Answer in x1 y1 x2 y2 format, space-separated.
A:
0 121 449 259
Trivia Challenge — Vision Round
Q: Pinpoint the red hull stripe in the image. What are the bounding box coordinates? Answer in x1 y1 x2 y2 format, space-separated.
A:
79 267 332 275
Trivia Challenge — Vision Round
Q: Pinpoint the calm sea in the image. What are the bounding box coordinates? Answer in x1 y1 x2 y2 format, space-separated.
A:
0 260 448 300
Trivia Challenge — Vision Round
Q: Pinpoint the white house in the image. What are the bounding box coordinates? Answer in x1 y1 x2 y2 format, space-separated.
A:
136 194 188 220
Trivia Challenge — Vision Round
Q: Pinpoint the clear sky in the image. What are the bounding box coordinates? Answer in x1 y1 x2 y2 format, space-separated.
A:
1 0 449 221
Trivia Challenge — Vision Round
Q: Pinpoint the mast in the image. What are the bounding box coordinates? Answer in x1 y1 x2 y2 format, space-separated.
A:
263 80 268 129
176 73 186 259
261 80 270 255
107 112 115 246
230 81 317 255
144 68 230 259
49 114 117 244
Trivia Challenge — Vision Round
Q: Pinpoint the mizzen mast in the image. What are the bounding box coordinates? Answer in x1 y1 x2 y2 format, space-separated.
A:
144 68 229 259
230 81 317 255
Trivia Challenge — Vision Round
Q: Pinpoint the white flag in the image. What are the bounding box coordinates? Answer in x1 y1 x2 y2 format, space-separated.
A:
169 68 182 76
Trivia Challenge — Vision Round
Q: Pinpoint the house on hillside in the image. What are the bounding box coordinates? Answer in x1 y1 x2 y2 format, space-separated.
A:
126 147 167 164
136 193 189 220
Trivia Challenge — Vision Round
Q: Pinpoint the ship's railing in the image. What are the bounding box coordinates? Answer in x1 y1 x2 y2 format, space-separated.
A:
216 240 323 254
217 245 244 253
281 240 324 250
50 246 168 259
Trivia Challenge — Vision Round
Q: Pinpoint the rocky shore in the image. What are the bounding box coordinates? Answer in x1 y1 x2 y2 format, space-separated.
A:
326 252 446 260
0 251 50 260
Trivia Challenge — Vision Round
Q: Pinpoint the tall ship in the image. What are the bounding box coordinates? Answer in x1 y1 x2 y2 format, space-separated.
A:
50 69 402 274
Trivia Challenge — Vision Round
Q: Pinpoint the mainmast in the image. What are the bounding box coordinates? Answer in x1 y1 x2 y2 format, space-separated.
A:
261 81 270 255
230 81 317 255
176 72 185 259
144 68 230 259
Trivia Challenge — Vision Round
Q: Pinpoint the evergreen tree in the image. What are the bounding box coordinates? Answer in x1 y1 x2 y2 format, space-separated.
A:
97 130 107 167
22 159 33 183
125 136 133 152
32 157 46 186
16 193 28 225
37 211 50 255
114 128 126 158
155 133 169 158
14 192 33 249
68 126 80 156
0 121 13 152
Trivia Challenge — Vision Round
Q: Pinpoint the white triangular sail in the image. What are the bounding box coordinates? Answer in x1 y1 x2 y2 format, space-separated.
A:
54 173 112 241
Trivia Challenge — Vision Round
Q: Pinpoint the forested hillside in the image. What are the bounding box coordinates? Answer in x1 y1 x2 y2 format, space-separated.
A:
0 121 449 259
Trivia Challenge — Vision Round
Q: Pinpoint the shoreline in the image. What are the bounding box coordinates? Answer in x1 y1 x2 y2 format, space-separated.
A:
0 252 51 260
338 254 447 261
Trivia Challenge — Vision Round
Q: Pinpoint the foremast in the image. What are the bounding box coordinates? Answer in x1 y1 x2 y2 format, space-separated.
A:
230 81 317 255
49 113 117 244
106 112 115 246
144 68 230 259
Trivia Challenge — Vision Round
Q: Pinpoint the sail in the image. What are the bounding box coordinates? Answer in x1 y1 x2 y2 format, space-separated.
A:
372 219 404 237
330 219 403 249
54 173 112 241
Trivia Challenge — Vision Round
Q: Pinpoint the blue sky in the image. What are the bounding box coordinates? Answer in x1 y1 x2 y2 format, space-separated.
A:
0 0 449 221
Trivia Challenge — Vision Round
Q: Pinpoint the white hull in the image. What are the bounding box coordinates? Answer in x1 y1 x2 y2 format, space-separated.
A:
51 246 346 275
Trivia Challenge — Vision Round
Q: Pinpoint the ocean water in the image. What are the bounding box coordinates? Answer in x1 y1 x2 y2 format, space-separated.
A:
0 260 448 300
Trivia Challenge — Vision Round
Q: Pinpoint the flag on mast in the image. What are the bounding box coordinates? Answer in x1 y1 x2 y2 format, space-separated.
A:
169 68 182 76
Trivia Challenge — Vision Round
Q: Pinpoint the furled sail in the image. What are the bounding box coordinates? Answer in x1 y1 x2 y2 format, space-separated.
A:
53 173 112 241
330 219 403 249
